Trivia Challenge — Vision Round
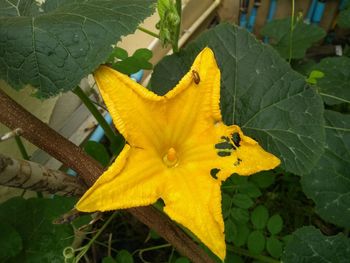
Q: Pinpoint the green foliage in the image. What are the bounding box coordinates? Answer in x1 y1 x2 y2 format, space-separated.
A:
266 237 282 258
0 196 76 262
302 111 350 228
312 57 350 105
0 0 156 98
261 18 326 59
107 47 153 75
282 226 350 263
150 23 325 175
156 0 180 48
247 230 265 255
116 250 134 263
267 214 283 235
338 2 350 28
84 141 111 167
0 222 22 261
306 70 324 85
251 205 269 230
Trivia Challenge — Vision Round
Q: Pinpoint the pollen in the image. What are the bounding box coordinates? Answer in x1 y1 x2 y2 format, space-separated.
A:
163 147 178 167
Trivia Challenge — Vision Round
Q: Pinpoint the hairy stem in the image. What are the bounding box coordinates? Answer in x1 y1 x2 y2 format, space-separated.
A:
0 89 215 263
172 0 182 53
288 0 295 63
138 26 160 38
0 153 86 196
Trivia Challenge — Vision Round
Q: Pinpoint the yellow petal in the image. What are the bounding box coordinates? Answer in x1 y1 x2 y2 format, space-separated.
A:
94 67 165 151
162 165 226 260
76 144 167 212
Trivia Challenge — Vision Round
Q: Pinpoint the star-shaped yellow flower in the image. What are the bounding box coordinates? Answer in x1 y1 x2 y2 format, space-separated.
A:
76 48 280 260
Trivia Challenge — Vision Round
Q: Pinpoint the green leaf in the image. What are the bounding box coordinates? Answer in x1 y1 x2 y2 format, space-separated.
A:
108 47 129 62
251 205 269 230
133 48 153 60
0 196 76 262
232 194 254 209
237 182 262 198
113 56 153 75
150 24 325 175
261 18 326 59
84 141 110 167
231 207 249 224
247 230 265 255
306 70 324 85
338 7 350 28
222 193 232 219
0 222 23 261
103 256 117 263
282 226 350 263
266 237 282 259
267 214 283 235
175 257 190 263
225 219 237 243
312 57 350 105
116 250 134 263
250 171 276 189
225 253 244 263
0 0 156 98
301 111 350 228
231 174 248 185
233 223 250 247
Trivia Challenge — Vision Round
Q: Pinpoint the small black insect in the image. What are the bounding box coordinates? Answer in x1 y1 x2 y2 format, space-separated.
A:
210 168 220 179
192 70 200 84
231 132 241 147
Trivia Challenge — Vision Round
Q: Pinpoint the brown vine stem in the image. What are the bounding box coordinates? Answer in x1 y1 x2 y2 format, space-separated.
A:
0 89 215 263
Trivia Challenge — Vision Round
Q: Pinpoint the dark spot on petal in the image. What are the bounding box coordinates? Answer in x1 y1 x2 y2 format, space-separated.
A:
210 168 220 179
221 136 230 142
215 142 235 150
234 158 242 166
218 151 231 157
232 132 241 147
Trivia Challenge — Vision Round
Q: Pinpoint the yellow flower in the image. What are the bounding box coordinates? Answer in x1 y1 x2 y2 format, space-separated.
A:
76 47 280 260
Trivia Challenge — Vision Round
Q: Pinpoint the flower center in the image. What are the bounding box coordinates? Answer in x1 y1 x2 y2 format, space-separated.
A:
163 147 178 167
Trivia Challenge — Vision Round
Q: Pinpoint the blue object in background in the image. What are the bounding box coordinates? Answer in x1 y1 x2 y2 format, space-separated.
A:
312 1 326 25
305 0 317 24
264 0 278 43
247 4 258 32
239 0 249 28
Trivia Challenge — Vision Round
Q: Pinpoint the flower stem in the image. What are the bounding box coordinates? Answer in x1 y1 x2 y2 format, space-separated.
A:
14 135 29 160
172 0 182 53
74 212 118 262
227 245 280 263
288 0 296 63
138 26 159 38
73 86 117 144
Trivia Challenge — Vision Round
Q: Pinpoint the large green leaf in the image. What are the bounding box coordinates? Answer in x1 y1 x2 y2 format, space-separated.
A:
261 18 326 59
338 2 350 28
282 226 350 263
150 24 325 175
301 111 350 228
0 0 156 98
312 57 350 105
0 196 76 262
0 222 22 261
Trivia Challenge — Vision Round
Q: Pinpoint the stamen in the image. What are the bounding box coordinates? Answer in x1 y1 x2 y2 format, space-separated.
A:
163 147 178 167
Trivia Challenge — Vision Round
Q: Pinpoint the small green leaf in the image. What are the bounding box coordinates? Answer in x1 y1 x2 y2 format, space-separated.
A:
266 237 283 259
261 18 326 59
84 141 110 167
149 229 161 240
116 249 133 263
251 205 269 230
282 226 350 263
233 223 250 247
133 48 153 60
103 256 117 263
250 171 276 189
232 194 254 209
222 193 232 219
267 214 283 235
225 219 237 243
231 174 249 185
108 47 129 62
0 222 23 261
231 207 249 224
247 230 265 255
175 257 190 263
238 182 262 198
225 252 244 263
306 70 324 85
